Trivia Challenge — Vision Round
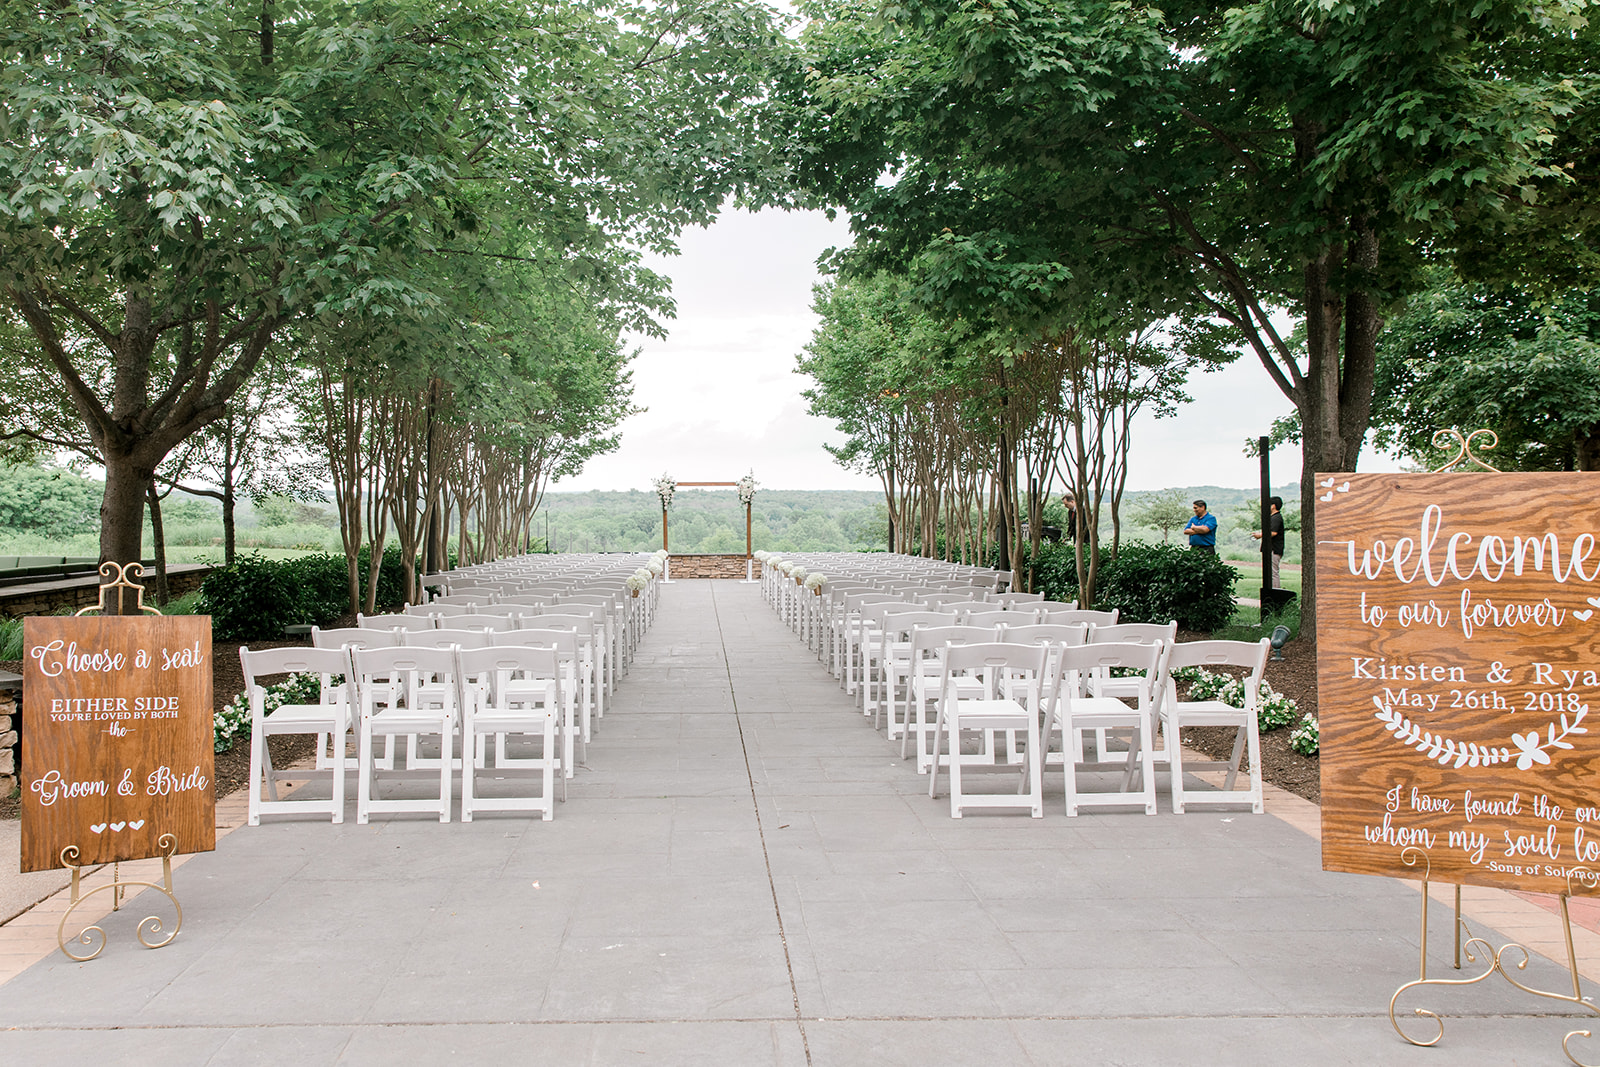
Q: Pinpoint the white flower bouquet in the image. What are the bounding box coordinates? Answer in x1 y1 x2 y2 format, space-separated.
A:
737 471 758 507
804 572 826 594
652 474 676 510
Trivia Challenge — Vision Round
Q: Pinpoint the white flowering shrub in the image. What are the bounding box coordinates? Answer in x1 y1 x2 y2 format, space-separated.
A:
217 672 325 754
1178 667 1299 732
1290 713 1320 756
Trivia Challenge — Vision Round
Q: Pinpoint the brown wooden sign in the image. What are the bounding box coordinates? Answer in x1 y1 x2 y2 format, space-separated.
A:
21 615 215 873
1318 472 1600 895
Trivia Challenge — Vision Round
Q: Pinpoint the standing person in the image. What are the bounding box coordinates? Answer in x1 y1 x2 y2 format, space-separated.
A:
1252 495 1285 587
1183 499 1217 553
1058 493 1080 544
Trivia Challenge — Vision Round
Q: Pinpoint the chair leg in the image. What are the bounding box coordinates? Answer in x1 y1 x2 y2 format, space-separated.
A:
356 725 373 825
438 720 453 823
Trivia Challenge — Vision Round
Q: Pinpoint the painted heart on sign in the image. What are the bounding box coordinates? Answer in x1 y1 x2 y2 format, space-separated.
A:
1576 610 1594 622
1320 492 1333 502
110 821 126 832
128 819 145 830
1337 482 1350 492
89 823 106 834
1588 596 1600 609
1320 477 1335 488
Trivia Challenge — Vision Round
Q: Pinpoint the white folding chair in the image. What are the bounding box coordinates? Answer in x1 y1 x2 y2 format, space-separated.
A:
239 646 351 825
1047 642 1163 816
1157 638 1271 814
456 645 564 821
927 642 1047 818
350 646 458 823
902 624 1002 771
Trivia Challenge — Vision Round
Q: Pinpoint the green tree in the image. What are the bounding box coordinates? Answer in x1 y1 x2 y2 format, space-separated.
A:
1371 276 1600 471
1126 490 1192 544
1 0 792 600
793 0 1586 614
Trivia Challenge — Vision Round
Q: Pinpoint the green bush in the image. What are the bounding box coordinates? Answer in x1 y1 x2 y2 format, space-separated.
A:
1094 542 1237 631
0 617 21 660
1022 542 1081 602
198 546 415 640
198 553 317 640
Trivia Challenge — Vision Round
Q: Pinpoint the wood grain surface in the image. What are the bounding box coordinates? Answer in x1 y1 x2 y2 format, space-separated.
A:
20 616 215 873
1317 472 1600 895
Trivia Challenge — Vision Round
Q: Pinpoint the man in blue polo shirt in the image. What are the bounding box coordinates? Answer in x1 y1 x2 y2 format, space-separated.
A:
1183 499 1217 552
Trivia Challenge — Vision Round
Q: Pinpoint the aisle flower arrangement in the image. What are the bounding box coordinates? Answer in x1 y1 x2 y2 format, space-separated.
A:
627 570 650 596
804 572 826 594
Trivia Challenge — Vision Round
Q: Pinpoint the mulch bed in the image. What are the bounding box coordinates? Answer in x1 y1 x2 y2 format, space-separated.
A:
1 617 1322 816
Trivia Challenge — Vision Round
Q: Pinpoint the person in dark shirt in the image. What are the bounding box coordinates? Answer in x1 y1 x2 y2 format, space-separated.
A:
1252 495 1285 587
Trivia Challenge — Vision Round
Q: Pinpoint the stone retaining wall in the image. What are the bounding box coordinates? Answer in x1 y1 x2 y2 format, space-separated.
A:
0 564 210 619
666 554 762 580
0 681 16 798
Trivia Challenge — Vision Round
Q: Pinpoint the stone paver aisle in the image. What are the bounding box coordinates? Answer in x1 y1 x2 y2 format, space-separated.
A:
0 580 1592 1065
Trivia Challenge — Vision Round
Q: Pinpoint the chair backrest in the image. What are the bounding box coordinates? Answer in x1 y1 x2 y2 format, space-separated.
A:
456 644 561 703
909 624 1002 660
939 641 1048 703
992 591 1045 607
427 603 478 617
452 615 518 633
1051 641 1164 707
998 622 1090 648
1036 599 1079 612
431 592 496 605
239 645 350 695
1039 608 1119 626
962 608 1038 628
1161 638 1270 707
350 645 457 695
469 604 526 617
312 626 401 650
936 600 992 615
524 614 597 641
357 613 435 632
1090 621 1177 646
541 603 610 623
495 596 549 608
407 628 493 650
509 627 581 660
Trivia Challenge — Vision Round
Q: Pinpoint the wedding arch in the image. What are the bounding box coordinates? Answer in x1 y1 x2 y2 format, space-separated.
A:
652 472 758 560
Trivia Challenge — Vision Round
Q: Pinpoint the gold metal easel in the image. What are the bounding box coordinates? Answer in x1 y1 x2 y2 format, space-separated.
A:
1386 430 1595 1061
57 834 182 961
55 561 183 959
1390 848 1600 1065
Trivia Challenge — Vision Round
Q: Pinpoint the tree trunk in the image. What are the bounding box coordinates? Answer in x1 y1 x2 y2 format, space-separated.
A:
146 478 169 606
99 451 153 614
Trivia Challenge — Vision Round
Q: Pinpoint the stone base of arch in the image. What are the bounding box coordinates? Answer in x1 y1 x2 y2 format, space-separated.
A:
666 554 762 580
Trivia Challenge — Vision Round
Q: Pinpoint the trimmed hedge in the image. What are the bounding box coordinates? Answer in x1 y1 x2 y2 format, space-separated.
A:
198 546 413 640
1094 542 1237 632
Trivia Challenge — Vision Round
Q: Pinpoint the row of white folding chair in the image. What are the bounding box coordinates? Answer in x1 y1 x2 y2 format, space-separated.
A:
895 621 1165 771
239 643 566 826
314 625 594 774
922 634 1271 817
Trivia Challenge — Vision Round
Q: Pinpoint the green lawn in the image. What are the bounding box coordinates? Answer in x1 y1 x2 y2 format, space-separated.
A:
1227 558 1303 599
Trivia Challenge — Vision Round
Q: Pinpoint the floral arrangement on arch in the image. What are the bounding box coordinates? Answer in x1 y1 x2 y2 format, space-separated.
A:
737 471 758 507
652 473 676 510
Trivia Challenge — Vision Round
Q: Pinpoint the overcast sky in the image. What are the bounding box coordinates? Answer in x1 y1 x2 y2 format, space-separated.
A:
548 207 1361 497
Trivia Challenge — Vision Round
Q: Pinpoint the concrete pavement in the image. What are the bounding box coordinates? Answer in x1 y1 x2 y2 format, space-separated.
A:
0 579 1595 1065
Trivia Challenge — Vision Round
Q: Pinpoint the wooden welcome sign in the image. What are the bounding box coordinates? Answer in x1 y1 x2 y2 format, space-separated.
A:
1318 472 1600 895
21 615 215 873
